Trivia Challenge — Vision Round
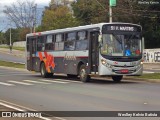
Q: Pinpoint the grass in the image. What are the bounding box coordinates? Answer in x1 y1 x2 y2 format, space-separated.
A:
0 46 25 51
0 60 25 69
134 73 160 80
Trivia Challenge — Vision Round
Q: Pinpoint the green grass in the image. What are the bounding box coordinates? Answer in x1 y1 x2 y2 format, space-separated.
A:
0 46 25 51
135 73 160 79
0 60 25 69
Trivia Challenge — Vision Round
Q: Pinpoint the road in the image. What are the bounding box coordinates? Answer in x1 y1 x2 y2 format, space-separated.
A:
0 52 25 64
0 67 160 120
0 48 160 73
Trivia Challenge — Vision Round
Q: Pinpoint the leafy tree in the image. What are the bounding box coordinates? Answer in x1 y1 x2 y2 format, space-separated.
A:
38 1 80 31
0 31 6 44
4 28 20 45
72 0 160 49
72 0 107 25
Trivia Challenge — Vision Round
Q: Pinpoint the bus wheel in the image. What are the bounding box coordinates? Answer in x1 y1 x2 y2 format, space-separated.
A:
40 62 49 78
79 65 90 82
112 75 123 82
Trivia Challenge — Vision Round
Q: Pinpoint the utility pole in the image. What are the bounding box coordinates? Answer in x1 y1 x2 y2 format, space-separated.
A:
32 4 37 33
109 0 116 23
109 6 112 23
9 22 12 53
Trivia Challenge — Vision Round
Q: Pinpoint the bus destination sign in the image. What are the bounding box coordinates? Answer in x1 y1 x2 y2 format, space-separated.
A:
110 26 135 31
103 24 141 33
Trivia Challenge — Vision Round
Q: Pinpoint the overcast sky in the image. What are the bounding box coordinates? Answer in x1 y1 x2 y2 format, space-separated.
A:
0 0 51 31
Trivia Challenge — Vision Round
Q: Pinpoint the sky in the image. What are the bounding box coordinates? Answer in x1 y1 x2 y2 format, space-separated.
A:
0 0 51 31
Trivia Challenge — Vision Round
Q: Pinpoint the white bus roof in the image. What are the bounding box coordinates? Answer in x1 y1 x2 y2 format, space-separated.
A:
26 22 141 37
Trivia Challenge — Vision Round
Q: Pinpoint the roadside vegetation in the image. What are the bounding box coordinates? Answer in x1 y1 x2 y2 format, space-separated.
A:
0 60 25 69
134 73 160 80
0 46 25 51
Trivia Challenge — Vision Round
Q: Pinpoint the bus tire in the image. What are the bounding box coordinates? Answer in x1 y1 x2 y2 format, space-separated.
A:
79 65 90 82
40 62 50 78
112 75 123 82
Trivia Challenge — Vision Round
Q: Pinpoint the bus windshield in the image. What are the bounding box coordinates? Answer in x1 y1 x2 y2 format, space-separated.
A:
101 33 142 57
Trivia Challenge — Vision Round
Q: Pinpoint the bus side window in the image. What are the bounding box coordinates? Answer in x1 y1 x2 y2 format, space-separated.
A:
55 34 64 51
64 32 76 51
45 34 54 51
37 36 45 51
76 31 88 50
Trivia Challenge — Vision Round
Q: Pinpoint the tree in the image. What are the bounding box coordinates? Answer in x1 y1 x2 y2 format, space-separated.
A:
72 0 108 25
3 0 36 29
72 0 160 49
0 31 6 44
4 28 20 45
38 2 80 31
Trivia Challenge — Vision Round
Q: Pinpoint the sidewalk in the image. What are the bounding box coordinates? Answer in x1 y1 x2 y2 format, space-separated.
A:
143 63 160 70
0 48 25 58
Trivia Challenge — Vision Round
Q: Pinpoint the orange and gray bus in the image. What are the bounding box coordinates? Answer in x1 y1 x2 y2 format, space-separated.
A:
26 23 144 82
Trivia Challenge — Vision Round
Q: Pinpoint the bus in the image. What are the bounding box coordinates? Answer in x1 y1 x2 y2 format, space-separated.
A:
26 23 144 82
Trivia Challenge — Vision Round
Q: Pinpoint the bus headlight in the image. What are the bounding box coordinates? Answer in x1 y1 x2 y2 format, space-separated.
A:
101 59 107 65
101 59 113 68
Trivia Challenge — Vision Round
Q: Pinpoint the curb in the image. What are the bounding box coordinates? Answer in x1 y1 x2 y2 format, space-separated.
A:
123 76 160 83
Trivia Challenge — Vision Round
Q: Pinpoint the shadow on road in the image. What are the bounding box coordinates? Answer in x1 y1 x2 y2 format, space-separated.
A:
31 74 139 85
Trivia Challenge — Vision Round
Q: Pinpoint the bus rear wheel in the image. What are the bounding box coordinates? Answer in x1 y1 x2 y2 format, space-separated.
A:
79 65 90 82
112 75 123 82
40 62 53 78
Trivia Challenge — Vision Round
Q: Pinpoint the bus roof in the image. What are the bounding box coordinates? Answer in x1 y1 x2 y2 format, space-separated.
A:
26 22 141 37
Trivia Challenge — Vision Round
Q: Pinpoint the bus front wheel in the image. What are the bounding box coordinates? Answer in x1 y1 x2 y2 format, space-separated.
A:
112 75 123 82
79 65 90 82
40 62 53 78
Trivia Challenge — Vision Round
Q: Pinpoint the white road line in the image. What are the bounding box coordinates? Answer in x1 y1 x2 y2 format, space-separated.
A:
0 100 67 120
39 79 69 84
0 82 15 86
41 79 82 83
0 102 52 120
8 81 33 85
23 80 51 84
54 79 82 83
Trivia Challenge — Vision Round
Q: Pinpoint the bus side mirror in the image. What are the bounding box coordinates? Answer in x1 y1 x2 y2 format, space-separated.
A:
98 34 102 42
142 37 145 50
98 34 103 48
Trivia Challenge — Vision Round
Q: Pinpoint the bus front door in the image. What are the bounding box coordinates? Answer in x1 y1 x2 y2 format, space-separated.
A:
90 31 99 74
27 38 35 71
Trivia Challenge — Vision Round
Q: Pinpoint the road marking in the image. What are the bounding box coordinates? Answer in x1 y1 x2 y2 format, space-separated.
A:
0 100 67 120
8 81 33 85
39 79 69 84
0 102 52 120
23 80 52 84
40 79 82 83
0 82 14 86
54 79 82 83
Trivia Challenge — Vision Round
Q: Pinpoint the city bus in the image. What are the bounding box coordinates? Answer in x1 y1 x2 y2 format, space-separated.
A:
26 23 144 82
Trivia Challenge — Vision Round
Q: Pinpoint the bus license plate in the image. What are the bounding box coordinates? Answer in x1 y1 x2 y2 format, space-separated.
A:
120 69 129 73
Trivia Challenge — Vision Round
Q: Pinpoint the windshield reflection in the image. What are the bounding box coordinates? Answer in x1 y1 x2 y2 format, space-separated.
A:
101 34 142 57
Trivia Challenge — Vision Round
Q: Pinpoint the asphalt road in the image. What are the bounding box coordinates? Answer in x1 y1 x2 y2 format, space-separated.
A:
0 67 160 120
0 52 25 64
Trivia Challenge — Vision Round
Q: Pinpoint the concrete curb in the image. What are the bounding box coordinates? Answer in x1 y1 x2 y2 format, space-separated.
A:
123 76 160 83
